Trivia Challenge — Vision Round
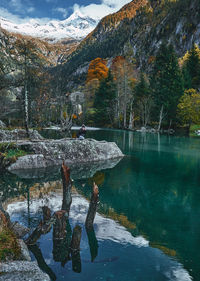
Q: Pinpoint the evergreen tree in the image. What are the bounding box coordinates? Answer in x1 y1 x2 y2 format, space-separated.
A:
93 71 116 127
135 73 150 99
184 44 200 90
135 73 153 127
150 43 184 128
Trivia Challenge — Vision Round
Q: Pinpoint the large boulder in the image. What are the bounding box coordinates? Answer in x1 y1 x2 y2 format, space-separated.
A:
0 129 43 141
0 261 50 281
8 138 124 171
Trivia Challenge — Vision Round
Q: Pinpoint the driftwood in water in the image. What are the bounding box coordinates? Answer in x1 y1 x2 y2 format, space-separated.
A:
71 225 82 273
85 183 99 230
28 244 57 281
26 206 54 245
61 163 72 213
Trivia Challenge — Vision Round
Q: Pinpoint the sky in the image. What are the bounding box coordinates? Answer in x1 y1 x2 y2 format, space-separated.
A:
0 0 131 24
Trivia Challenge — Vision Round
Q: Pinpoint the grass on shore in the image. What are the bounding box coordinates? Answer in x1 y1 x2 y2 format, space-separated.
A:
0 228 21 261
0 143 28 160
189 124 200 137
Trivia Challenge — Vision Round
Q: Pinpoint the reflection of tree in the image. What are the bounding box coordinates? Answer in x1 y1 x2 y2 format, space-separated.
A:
28 244 57 281
85 183 99 262
25 164 99 280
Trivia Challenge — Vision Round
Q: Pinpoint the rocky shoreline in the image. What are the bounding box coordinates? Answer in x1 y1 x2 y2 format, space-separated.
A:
0 203 50 280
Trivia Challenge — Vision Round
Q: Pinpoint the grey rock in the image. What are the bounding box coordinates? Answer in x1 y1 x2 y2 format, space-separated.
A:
0 261 50 281
0 120 6 128
0 129 44 141
18 240 31 261
8 138 124 171
11 222 30 238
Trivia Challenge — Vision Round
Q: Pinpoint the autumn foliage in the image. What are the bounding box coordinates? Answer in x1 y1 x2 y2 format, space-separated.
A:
86 58 108 83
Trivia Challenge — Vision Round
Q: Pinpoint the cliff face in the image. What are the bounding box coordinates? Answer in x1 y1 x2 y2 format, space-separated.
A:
129 0 200 68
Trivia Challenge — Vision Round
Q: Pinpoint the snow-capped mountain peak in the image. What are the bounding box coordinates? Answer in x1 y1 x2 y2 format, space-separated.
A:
0 11 99 41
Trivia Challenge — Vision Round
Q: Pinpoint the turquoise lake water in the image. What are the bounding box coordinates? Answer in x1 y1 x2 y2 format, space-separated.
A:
1 129 200 281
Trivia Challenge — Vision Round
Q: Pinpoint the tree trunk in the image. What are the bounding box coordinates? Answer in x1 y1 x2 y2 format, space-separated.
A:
24 50 29 138
85 183 99 230
25 206 54 245
61 163 72 213
71 225 82 273
128 101 134 129
86 226 98 262
158 105 164 131
28 244 57 281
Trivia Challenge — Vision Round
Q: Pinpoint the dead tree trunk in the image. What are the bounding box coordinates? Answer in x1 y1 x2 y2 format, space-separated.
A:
26 206 54 245
86 226 98 262
158 105 164 131
85 183 99 262
61 163 72 213
85 183 99 230
28 244 56 281
53 211 72 263
53 210 67 240
71 225 82 273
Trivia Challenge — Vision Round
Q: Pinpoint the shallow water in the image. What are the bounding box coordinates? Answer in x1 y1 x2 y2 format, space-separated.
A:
1 129 200 281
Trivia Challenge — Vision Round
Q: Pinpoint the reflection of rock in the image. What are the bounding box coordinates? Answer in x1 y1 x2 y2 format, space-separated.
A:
9 157 122 180
0 261 50 281
8 138 123 171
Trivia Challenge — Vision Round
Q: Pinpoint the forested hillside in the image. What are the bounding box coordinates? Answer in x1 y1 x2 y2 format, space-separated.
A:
61 0 200 89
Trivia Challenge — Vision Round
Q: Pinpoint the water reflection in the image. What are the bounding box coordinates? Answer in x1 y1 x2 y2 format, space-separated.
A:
1 129 199 280
24 164 99 280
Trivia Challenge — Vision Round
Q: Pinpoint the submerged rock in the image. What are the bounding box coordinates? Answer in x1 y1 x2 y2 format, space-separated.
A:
8 138 124 171
0 261 50 281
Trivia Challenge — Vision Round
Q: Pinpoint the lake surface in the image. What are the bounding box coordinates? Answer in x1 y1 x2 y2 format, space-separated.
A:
1 129 200 281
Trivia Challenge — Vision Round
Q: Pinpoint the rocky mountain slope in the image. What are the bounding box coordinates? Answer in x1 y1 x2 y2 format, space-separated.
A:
60 0 200 89
0 9 99 41
0 27 79 121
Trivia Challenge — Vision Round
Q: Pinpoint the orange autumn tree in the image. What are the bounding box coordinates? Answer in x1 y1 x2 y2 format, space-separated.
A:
85 58 109 106
86 58 109 83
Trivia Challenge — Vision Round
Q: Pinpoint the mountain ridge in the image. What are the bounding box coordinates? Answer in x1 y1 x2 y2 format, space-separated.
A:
60 0 200 90
0 9 99 41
